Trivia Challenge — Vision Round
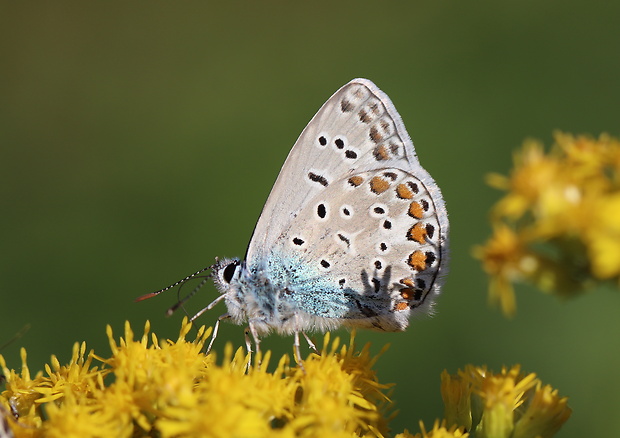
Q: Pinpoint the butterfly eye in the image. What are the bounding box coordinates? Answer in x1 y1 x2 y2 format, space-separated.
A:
222 261 240 283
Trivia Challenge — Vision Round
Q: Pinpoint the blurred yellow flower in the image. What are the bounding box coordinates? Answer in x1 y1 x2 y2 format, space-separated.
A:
395 420 469 438
441 365 571 438
475 132 620 315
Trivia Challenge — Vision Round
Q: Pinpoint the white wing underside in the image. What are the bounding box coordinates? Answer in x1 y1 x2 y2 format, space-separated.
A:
239 79 449 328
247 79 448 262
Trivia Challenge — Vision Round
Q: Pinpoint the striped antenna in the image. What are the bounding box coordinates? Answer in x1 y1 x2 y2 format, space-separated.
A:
135 266 213 302
165 276 211 316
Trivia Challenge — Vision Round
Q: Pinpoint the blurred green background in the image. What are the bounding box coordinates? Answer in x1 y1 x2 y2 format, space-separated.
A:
2 1 619 436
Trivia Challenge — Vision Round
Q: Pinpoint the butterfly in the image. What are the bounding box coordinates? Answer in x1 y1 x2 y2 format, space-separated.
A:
139 79 449 364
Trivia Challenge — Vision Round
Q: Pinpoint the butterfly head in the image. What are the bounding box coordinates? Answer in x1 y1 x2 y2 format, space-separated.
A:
211 257 252 324
212 257 242 291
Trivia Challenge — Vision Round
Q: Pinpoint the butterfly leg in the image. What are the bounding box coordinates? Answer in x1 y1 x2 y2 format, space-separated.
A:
243 326 253 368
247 321 263 369
244 320 262 370
293 331 302 363
293 331 308 373
190 294 227 322
302 332 319 355
206 313 230 355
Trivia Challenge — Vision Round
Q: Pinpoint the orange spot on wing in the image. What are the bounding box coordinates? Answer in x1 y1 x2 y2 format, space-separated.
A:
396 183 414 199
373 145 390 161
408 251 427 271
348 176 364 187
370 176 390 194
394 302 409 311
408 201 424 219
400 278 415 288
408 223 427 244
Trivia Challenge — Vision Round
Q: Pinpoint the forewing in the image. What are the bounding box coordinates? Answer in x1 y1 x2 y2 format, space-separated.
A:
245 79 446 262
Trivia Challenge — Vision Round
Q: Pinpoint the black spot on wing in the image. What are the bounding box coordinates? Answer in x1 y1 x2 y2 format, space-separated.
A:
308 172 329 186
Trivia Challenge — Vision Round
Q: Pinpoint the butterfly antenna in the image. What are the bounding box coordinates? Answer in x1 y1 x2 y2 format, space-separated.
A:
135 266 213 302
0 324 31 351
166 276 211 316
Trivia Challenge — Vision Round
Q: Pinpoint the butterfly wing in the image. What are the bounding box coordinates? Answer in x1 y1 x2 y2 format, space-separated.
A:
246 79 446 257
243 79 449 330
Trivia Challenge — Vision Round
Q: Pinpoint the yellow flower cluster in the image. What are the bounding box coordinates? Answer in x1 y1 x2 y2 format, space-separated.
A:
395 421 469 438
440 365 571 438
474 132 620 316
0 320 393 438
0 320 571 437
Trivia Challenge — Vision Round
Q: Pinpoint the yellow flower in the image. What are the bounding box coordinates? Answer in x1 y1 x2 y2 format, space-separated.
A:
99 320 214 433
43 389 132 438
1 321 571 437
38 342 101 404
476 132 620 315
395 420 468 438
440 369 473 431
488 139 565 222
475 365 537 438
586 193 620 278
286 333 392 437
512 383 572 438
473 223 526 317
155 346 284 437
440 365 571 438
0 320 396 438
